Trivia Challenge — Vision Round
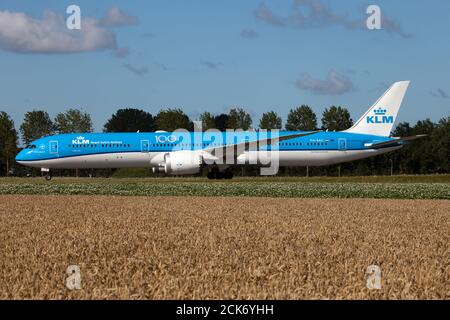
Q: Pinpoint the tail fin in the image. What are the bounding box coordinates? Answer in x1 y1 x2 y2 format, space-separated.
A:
345 81 410 137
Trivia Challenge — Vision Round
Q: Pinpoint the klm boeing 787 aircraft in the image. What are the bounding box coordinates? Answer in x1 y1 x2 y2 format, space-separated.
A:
16 81 424 180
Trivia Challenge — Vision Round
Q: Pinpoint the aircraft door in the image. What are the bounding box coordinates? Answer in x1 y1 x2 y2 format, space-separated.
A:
338 138 347 151
141 140 150 153
49 140 58 154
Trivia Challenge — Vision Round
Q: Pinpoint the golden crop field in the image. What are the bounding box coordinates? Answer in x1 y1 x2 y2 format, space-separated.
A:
0 195 448 299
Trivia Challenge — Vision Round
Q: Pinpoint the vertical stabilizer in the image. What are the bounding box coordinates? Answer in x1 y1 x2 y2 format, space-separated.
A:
345 81 410 137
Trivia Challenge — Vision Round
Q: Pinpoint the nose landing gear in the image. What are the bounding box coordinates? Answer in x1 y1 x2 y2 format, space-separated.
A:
41 168 52 181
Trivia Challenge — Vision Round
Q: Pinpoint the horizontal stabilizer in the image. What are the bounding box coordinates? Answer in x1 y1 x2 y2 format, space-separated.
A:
364 134 427 149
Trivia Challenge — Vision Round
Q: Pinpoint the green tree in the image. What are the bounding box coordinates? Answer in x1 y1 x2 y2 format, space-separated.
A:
104 108 155 132
413 118 435 135
389 122 414 174
387 120 435 174
199 112 216 130
431 117 450 173
285 105 317 131
20 110 54 146
55 108 93 133
321 106 353 131
226 107 252 130
155 108 193 131
392 121 413 137
0 112 18 176
214 114 229 131
259 111 282 129
411 119 435 173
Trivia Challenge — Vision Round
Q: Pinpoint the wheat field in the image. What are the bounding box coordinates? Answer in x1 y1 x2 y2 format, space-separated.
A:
0 195 448 299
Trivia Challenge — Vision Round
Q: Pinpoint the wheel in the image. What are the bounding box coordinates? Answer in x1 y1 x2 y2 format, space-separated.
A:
44 174 52 181
224 171 233 179
215 172 224 180
207 172 215 180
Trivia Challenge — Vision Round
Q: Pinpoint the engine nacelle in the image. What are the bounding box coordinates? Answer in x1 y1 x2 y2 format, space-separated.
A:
154 152 202 175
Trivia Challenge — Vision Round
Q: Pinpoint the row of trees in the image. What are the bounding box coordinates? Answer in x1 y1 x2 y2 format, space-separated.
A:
200 105 352 132
10 105 353 147
0 106 449 176
19 109 94 146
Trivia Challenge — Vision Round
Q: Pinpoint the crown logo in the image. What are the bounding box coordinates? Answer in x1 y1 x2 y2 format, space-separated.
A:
76 136 85 140
373 107 387 115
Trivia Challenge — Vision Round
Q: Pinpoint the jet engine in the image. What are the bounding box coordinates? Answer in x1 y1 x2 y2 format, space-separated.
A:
152 152 202 175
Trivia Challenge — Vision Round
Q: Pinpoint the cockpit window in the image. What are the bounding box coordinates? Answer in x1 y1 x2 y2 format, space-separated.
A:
26 144 37 149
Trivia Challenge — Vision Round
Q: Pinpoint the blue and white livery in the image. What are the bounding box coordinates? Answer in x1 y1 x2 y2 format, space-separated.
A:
16 81 424 179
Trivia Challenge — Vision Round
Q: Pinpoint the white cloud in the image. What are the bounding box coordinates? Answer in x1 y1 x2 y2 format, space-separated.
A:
100 7 139 27
255 0 412 38
201 61 223 70
296 71 354 95
0 9 118 54
431 88 449 99
123 63 148 76
254 3 284 27
240 28 259 39
113 46 130 58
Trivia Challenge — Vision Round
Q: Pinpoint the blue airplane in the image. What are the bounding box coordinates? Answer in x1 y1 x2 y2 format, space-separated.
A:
16 81 424 180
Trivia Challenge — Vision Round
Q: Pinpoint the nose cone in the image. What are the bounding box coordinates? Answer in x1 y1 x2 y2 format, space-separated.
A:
15 149 28 163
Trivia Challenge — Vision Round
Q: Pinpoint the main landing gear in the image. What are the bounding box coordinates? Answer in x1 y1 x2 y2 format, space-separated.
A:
207 168 233 180
207 171 233 180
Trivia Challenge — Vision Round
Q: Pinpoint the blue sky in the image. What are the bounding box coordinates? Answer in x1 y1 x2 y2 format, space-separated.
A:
0 0 449 132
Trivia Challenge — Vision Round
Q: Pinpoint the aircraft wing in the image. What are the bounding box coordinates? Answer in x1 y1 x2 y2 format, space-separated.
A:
203 131 321 160
364 134 427 149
